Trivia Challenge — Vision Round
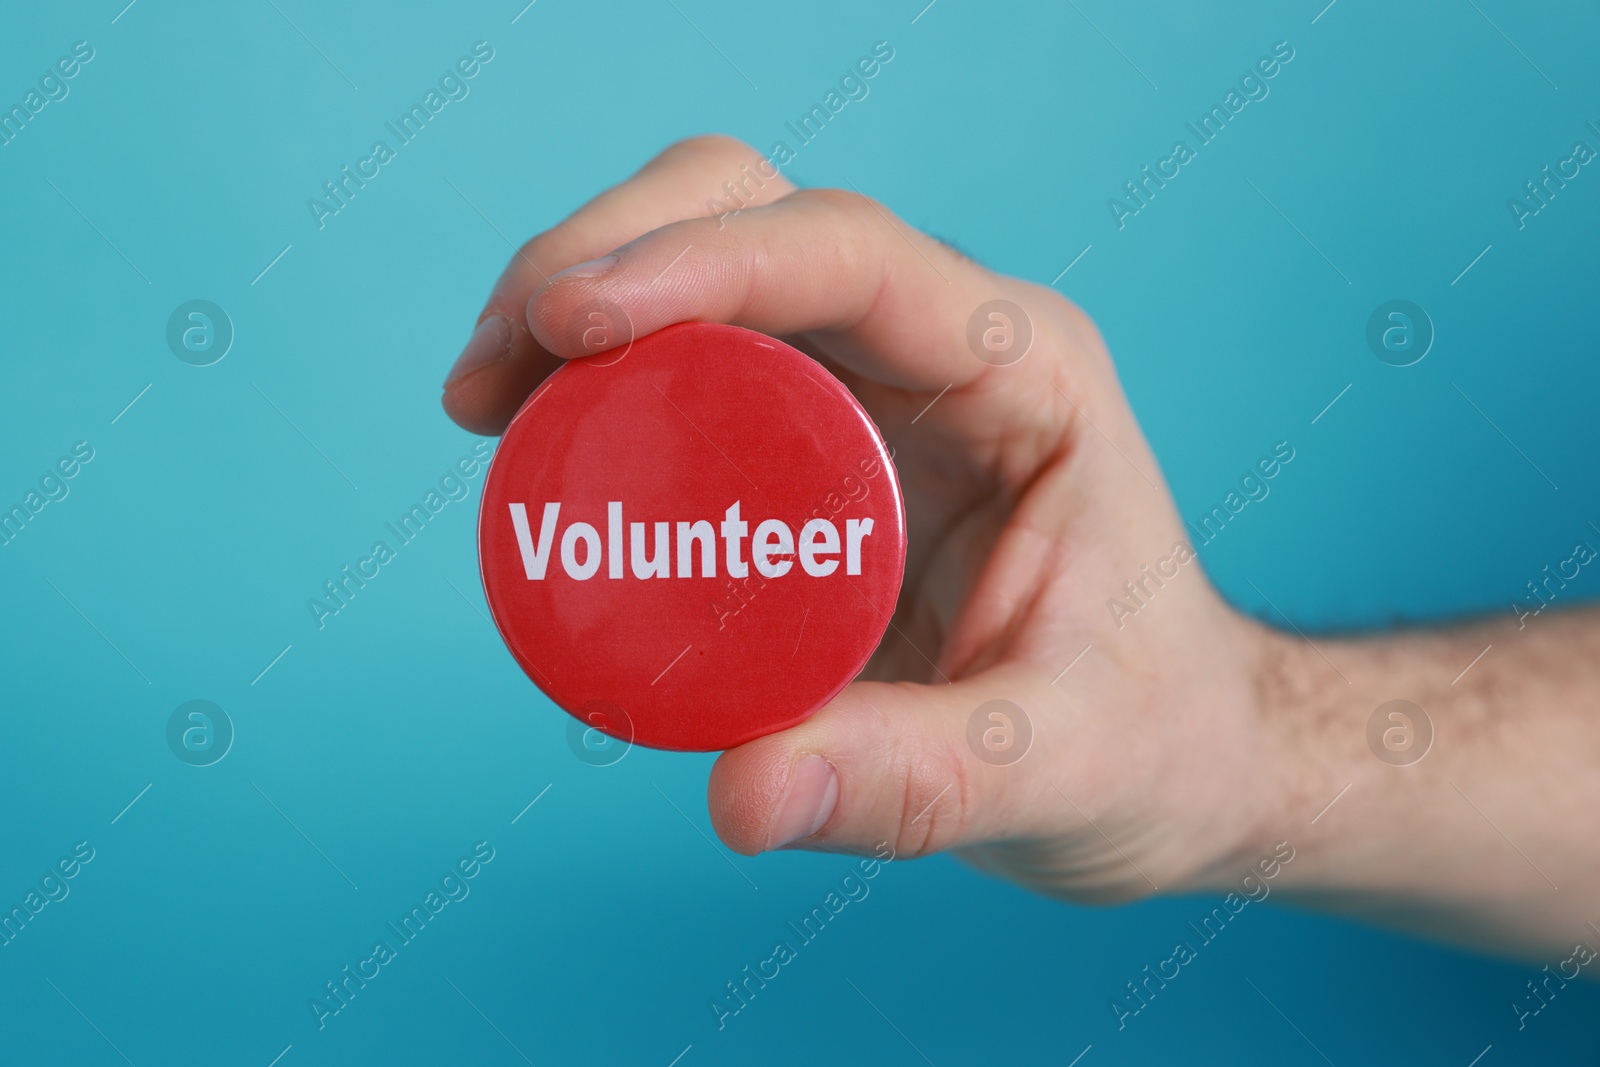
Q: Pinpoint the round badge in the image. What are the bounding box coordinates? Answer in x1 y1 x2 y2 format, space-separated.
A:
479 323 907 752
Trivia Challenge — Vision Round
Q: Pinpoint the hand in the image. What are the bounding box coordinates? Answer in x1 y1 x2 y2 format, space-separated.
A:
441 135 1289 904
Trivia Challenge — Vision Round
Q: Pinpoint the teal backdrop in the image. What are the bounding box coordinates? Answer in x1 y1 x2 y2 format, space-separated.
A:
2 0 1598 1063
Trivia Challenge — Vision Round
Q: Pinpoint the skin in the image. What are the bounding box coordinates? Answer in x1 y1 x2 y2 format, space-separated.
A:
443 135 1600 962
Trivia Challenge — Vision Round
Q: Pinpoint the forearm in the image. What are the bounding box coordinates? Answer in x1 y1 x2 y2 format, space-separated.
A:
1246 608 1600 959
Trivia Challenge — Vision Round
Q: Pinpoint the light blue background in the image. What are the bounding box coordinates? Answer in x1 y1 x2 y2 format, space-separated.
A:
2 0 1598 1063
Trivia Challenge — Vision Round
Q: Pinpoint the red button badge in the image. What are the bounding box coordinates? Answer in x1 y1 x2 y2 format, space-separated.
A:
478 322 907 752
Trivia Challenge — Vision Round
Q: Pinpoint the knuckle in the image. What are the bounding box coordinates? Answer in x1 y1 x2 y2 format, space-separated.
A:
1013 279 1086 331
512 234 543 265
658 132 765 170
889 728 977 858
782 188 892 270
789 185 876 217
1026 280 1078 317
506 232 561 287
1039 279 1102 335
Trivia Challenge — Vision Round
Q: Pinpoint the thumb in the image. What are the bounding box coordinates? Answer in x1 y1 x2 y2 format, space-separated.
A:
707 668 1052 858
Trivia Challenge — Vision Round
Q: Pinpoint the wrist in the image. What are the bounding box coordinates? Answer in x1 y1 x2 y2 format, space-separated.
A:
1165 618 1384 913
1230 611 1598 958
1243 624 1437 898
1248 622 1357 848
1162 612 1333 897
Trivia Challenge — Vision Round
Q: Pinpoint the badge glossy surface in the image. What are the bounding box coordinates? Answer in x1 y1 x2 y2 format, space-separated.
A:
478 322 906 752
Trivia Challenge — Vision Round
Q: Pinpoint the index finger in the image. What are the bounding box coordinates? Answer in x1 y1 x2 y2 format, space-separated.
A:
525 187 1026 396
443 135 795 434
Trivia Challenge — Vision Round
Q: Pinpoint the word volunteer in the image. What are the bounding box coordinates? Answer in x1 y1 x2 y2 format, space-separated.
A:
508 502 875 581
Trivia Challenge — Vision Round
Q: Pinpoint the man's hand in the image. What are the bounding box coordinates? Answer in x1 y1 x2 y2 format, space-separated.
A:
442 133 1279 899
442 135 1600 960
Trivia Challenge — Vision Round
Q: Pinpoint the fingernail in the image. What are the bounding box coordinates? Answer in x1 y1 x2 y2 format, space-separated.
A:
767 755 838 850
547 254 619 283
445 315 512 388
